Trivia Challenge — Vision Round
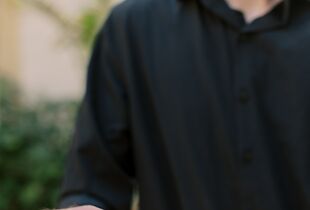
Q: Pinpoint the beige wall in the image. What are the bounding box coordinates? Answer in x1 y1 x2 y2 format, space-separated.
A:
0 0 116 103
0 0 19 80
19 4 84 103
19 0 96 103
0 0 94 103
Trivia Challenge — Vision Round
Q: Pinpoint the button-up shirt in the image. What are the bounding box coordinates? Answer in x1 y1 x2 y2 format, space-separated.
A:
59 0 310 210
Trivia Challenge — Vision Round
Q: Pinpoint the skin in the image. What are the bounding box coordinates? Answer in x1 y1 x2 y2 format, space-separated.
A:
225 0 283 23
57 205 102 210
56 0 283 210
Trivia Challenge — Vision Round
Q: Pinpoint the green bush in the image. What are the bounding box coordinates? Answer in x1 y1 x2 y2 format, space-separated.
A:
0 78 78 210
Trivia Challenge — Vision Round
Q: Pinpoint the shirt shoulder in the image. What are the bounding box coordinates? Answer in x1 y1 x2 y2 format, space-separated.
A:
107 0 177 30
100 0 179 54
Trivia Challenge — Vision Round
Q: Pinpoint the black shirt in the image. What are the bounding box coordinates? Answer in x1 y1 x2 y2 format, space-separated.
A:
59 0 310 210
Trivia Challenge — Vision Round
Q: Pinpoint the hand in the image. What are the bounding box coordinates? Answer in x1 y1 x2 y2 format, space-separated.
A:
57 205 102 210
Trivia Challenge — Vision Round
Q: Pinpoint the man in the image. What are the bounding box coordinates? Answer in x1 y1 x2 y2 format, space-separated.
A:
58 0 310 209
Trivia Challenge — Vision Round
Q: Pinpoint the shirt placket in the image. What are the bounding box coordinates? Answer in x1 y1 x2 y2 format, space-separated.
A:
233 31 258 210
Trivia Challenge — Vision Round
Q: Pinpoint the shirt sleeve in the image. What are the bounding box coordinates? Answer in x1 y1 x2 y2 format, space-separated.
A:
58 11 135 210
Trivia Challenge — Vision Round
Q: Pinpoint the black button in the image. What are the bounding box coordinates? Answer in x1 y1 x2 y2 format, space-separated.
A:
239 88 250 104
237 33 253 42
242 150 253 164
238 33 248 42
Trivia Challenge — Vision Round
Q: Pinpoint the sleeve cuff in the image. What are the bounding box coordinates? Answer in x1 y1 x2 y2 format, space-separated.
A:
58 194 109 210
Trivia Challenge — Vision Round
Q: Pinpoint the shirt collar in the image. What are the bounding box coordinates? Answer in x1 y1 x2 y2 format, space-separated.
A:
178 0 298 32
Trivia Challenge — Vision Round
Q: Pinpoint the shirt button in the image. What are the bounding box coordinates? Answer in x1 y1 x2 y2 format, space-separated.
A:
238 33 248 42
242 150 253 164
239 88 250 104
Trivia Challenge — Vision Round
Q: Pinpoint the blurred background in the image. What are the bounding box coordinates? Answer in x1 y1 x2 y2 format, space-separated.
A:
0 0 117 209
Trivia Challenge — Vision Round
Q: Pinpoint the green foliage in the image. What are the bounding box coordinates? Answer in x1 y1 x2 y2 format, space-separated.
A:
79 9 102 48
1 1 112 209
78 0 112 48
0 78 78 210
